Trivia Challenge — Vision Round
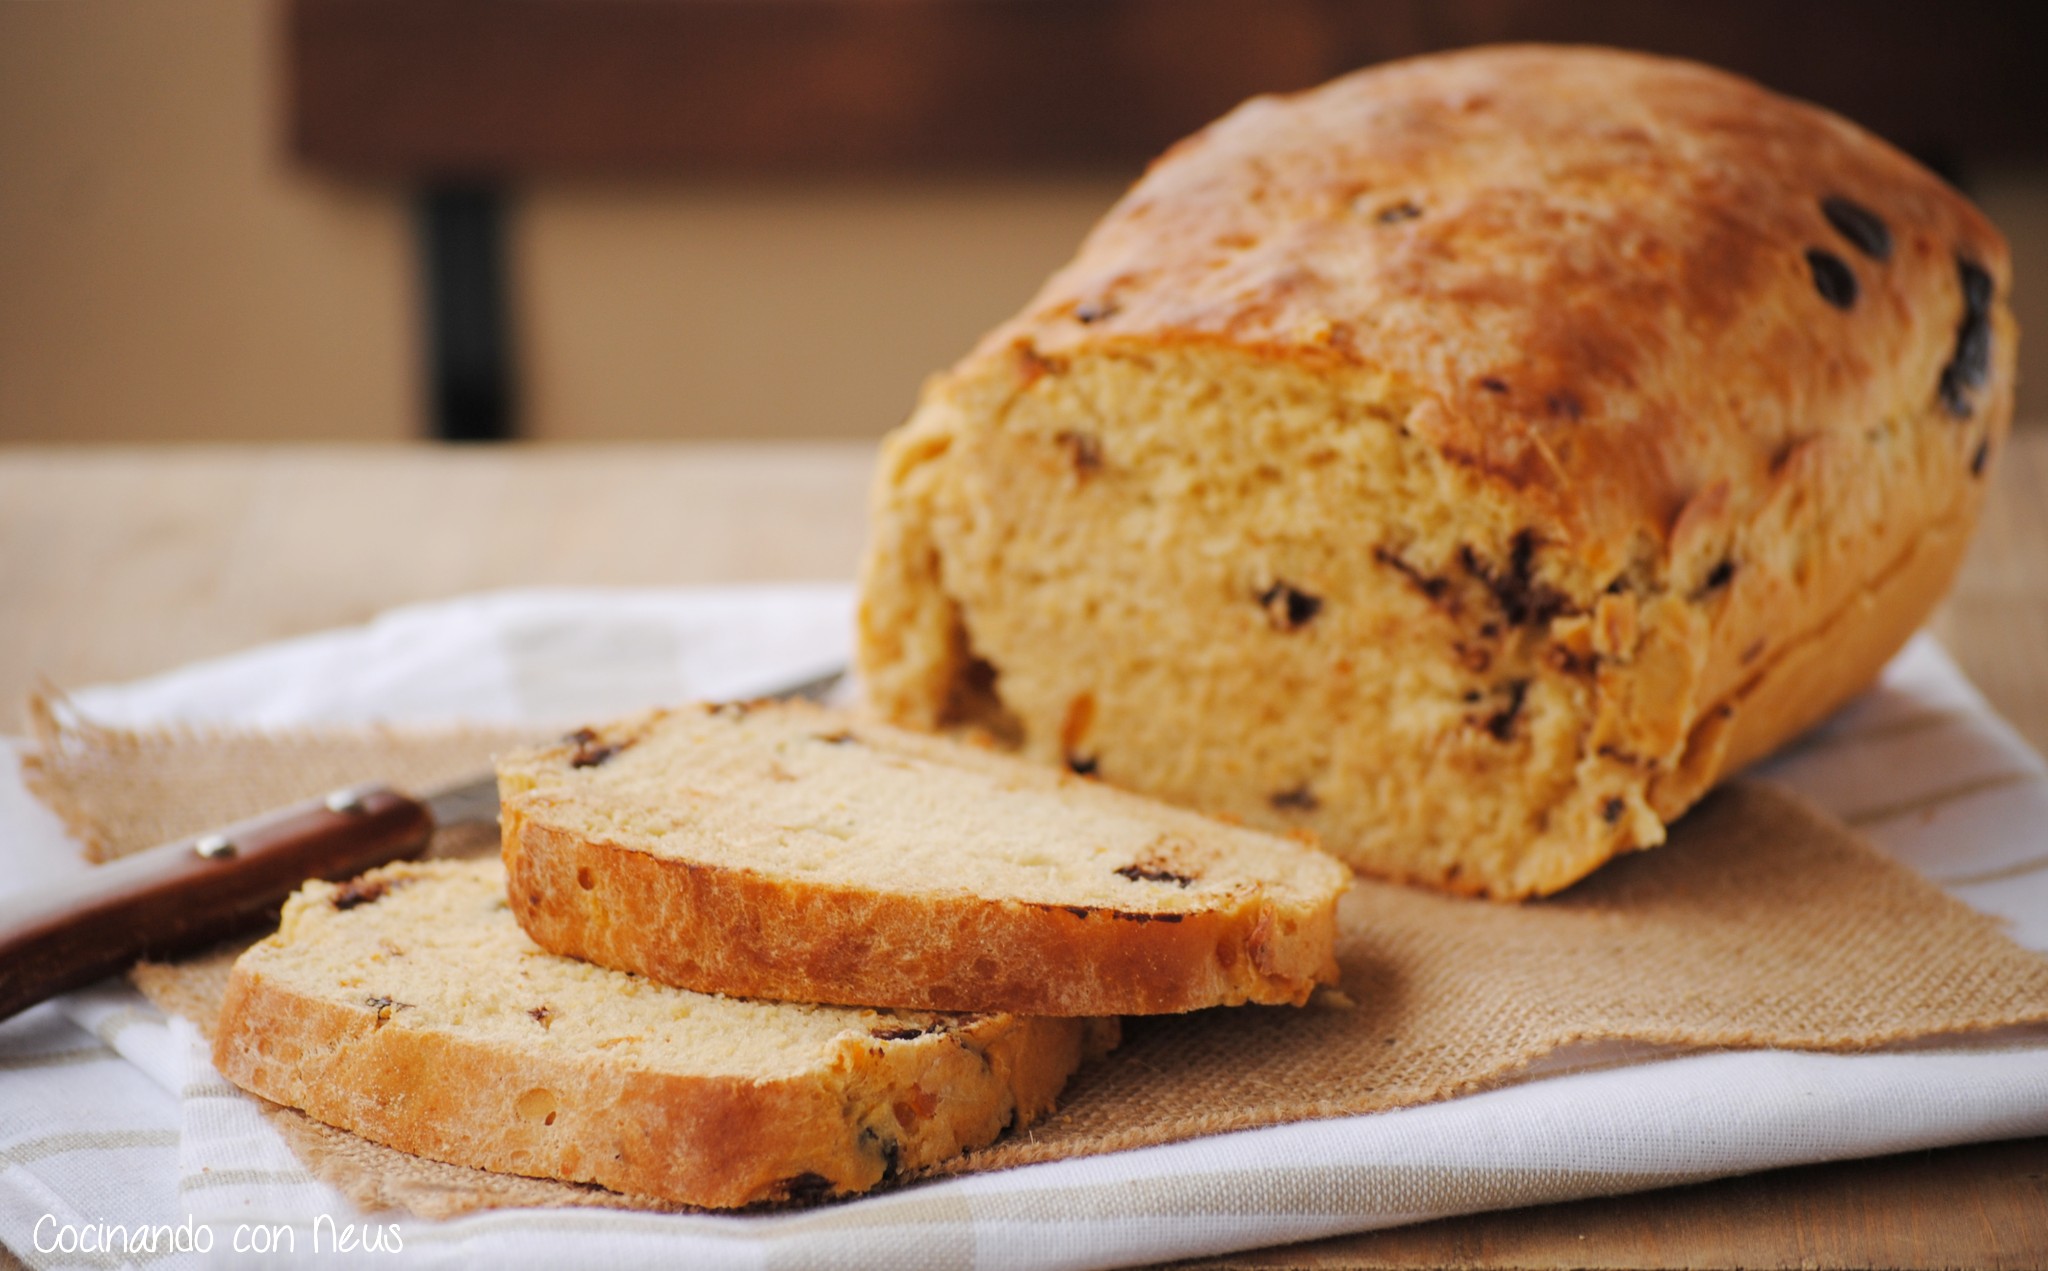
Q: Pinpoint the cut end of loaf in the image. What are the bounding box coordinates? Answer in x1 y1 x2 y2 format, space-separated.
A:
859 345 1654 898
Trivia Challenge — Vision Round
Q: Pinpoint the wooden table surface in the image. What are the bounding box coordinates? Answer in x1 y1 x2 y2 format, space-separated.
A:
2 435 2045 1268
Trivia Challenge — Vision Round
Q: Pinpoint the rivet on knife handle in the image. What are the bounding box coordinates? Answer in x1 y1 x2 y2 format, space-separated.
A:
0 785 435 1023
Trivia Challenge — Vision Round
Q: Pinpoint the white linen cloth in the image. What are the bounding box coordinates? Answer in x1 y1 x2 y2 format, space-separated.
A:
3 585 2045 1271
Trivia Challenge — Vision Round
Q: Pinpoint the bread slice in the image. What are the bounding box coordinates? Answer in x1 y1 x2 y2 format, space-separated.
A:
212 860 1111 1208
497 700 1351 1015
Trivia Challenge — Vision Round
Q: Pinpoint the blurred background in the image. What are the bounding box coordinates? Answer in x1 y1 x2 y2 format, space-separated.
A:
2 0 2043 445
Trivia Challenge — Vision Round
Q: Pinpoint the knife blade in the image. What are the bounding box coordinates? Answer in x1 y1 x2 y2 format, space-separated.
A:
0 667 846 1022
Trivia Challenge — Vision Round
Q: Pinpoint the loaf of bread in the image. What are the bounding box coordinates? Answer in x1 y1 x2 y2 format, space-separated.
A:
857 45 2015 898
498 700 1350 1014
212 860 1112 1207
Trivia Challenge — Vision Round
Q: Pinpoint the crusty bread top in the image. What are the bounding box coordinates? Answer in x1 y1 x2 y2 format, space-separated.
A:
973 44 2011 578
498 700 1350 917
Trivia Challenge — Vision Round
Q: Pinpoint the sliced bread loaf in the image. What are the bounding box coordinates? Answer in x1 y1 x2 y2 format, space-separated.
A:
497 700 1351 1015
855 46 2012 898
212 859 1110 1208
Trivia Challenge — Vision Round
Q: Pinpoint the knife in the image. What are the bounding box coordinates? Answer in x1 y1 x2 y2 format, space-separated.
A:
0 667 846 1023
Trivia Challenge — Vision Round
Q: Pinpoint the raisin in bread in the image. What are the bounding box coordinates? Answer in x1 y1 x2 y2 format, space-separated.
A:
497 700 1350 1014
212 860 1111 1208
857 44 2014 898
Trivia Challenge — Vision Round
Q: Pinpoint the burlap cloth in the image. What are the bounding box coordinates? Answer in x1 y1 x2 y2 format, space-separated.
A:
25 700 2048 1220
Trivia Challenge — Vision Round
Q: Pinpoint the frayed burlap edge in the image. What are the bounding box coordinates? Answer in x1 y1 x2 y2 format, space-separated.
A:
22 686 538 862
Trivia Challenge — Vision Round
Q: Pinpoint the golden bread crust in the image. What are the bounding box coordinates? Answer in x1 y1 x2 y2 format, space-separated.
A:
988 44 2009 570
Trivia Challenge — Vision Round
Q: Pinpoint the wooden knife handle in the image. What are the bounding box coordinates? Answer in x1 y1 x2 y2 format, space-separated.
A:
0 785 433 1022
